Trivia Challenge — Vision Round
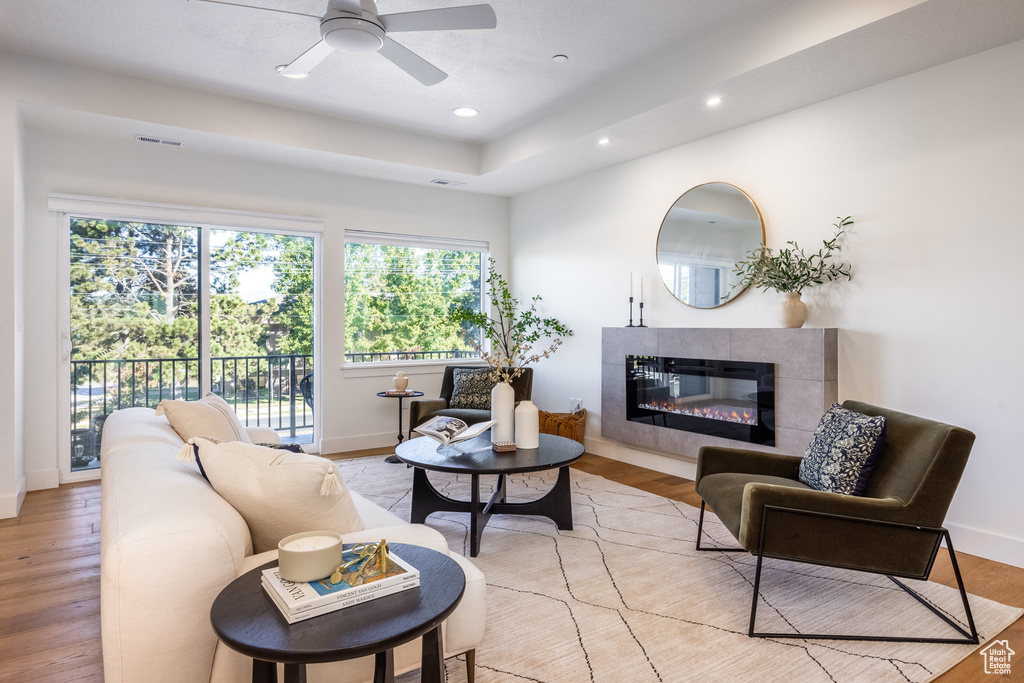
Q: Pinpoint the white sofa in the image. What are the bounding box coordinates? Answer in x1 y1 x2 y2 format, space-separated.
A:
99 407 486 683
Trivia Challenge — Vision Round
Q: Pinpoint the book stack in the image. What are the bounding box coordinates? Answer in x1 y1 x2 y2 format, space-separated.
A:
262 546 420 624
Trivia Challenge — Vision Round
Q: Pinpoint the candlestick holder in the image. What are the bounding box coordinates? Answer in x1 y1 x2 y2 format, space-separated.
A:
626 296 635 327
638 302 648 328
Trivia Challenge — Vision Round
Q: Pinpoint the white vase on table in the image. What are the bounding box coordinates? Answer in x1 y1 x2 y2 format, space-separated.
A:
514 400 540 449
490 381 515 444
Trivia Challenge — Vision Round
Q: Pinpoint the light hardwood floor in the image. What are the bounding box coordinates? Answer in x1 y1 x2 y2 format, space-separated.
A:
1 453 1020 682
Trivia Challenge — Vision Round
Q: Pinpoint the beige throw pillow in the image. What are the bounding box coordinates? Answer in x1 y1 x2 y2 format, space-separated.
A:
187 437 365 552
156 393 252 444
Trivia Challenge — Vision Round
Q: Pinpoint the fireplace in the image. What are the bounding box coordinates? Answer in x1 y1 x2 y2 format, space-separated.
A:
626 355 775 445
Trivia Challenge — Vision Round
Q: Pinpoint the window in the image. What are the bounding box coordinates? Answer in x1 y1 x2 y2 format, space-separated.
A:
52 193 323 481
344 231 486 363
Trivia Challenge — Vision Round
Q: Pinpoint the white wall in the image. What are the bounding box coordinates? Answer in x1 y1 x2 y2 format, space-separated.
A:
0 100 28 517
510 39 1024 568
19 131 507 487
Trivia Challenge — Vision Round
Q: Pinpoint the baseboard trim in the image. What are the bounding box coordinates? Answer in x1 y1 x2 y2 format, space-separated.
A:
946 522 1024 569
583 435 697 480
321 432 399 456
26 468 60 491
0 475 28 519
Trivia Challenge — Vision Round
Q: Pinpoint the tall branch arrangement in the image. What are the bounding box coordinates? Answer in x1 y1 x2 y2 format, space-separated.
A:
730 216 854 295
450 259 573 383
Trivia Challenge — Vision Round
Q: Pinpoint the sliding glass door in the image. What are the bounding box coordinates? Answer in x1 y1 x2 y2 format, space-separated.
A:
65 217 316 477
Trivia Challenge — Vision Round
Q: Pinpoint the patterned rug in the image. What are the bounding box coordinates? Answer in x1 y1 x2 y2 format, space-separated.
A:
335 456 1022 683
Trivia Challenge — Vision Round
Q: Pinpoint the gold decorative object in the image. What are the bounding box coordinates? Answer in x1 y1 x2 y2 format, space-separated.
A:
329 539 391 585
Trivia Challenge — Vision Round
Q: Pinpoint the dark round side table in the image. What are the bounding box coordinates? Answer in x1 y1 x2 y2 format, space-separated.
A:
377 391 424 464
210 543 465 683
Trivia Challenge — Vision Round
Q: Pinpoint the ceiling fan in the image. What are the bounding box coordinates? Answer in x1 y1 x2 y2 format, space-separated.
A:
192 0 497 86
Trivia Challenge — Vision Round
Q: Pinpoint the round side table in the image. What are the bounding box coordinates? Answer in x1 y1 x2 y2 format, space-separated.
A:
210 543 465 683
377 391 424 464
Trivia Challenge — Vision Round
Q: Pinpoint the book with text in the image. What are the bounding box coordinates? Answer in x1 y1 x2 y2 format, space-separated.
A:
262 547 419 614
262 575 420 624
414 416 495 446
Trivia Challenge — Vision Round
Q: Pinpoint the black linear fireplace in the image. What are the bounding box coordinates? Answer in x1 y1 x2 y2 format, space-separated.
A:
626 355 776 446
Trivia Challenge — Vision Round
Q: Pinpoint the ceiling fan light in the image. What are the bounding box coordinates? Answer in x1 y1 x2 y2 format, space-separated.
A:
453 107 478 117
321 17 386 53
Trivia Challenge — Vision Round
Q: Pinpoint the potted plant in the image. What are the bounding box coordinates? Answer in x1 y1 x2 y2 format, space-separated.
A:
450 259 573 445
730 216 853 327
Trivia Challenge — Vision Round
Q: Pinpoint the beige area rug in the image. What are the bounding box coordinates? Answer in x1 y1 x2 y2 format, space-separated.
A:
335 456 1022 683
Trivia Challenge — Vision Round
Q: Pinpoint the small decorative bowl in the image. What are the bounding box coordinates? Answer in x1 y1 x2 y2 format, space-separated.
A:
277 530 343 583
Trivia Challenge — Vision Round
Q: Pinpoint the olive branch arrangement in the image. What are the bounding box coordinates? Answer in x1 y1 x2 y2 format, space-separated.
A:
728 216 854 296
449 259 573 383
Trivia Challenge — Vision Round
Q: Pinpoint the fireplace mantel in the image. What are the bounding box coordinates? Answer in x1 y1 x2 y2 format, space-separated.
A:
601 327 837 458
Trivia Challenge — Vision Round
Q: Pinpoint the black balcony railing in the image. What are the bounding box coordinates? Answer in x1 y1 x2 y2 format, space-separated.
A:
71 349 481 471
343 349 477 363
70 354 313 471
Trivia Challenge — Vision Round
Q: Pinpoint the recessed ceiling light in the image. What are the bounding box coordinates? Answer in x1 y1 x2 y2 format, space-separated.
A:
598 137 611 146
706 95 722 107
552 54 569 63
453 107 479 118
276 65 308 79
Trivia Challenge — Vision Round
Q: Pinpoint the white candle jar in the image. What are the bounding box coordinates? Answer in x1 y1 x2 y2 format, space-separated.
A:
277 530 343 583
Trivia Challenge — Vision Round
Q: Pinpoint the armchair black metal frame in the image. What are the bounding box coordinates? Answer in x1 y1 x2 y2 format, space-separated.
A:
693 400 980 644
696 503 978 643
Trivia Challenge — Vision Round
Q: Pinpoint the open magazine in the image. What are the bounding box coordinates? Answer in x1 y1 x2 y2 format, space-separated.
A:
414 416 496 446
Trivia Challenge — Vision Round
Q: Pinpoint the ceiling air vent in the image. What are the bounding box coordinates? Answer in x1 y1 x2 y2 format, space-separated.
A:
135 135 183 147
430 179 466 187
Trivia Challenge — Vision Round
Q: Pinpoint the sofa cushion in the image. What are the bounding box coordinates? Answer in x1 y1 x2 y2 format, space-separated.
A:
799 403 887 496
191 438 365 552
156 393 252 444
448 368 494 410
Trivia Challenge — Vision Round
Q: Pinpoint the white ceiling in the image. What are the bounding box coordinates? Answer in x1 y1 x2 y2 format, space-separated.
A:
3 0 1024 195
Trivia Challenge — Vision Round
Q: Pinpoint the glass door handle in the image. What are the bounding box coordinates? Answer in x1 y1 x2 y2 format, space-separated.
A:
61 332 71 362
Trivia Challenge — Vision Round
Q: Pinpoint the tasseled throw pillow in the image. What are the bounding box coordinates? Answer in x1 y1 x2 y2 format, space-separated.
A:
180 437 365 552
799 403 886 496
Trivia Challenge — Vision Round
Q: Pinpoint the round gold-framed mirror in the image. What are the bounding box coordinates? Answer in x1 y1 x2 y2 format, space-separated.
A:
656 182 764 309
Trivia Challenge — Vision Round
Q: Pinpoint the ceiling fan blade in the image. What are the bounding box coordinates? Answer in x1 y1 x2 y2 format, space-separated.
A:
280 40 335 77
378 37 448 86
379 4 496 32
327 0 362 14
187 0 319 21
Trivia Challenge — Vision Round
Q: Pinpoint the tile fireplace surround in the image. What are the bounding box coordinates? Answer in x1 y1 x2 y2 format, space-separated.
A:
602 327 837 458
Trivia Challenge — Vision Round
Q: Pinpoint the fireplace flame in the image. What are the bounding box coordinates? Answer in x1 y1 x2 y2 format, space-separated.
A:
638 401 757 426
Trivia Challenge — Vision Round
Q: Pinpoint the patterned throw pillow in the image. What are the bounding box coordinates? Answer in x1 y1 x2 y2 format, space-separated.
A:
798 403 886 496
449 368 495 410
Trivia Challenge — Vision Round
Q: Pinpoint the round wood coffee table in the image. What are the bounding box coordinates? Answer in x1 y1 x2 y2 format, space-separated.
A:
210 543 465 683
395 433 585 557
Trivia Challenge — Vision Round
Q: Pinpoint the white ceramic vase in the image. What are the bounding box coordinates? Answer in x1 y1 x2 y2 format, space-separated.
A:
490 381 515 444
514 400 540 449
777 291 807 328
392 371 408 392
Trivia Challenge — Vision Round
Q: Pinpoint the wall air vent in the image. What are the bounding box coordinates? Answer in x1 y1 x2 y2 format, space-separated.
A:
135 135 183 147
429 179 466 187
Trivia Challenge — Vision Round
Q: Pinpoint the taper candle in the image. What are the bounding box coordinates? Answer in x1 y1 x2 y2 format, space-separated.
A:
629 270 633 297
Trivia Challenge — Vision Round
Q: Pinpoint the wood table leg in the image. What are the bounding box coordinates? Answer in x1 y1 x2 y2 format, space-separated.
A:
372 649 395 683
421 626 445 683
252 659 277 683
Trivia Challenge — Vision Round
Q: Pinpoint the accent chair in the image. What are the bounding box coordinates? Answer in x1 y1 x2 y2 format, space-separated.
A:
694 400 978 643
408 365 533 437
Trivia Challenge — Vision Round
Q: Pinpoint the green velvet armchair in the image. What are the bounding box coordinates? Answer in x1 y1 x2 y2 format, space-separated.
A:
408 366 533 435
695 400 978 643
